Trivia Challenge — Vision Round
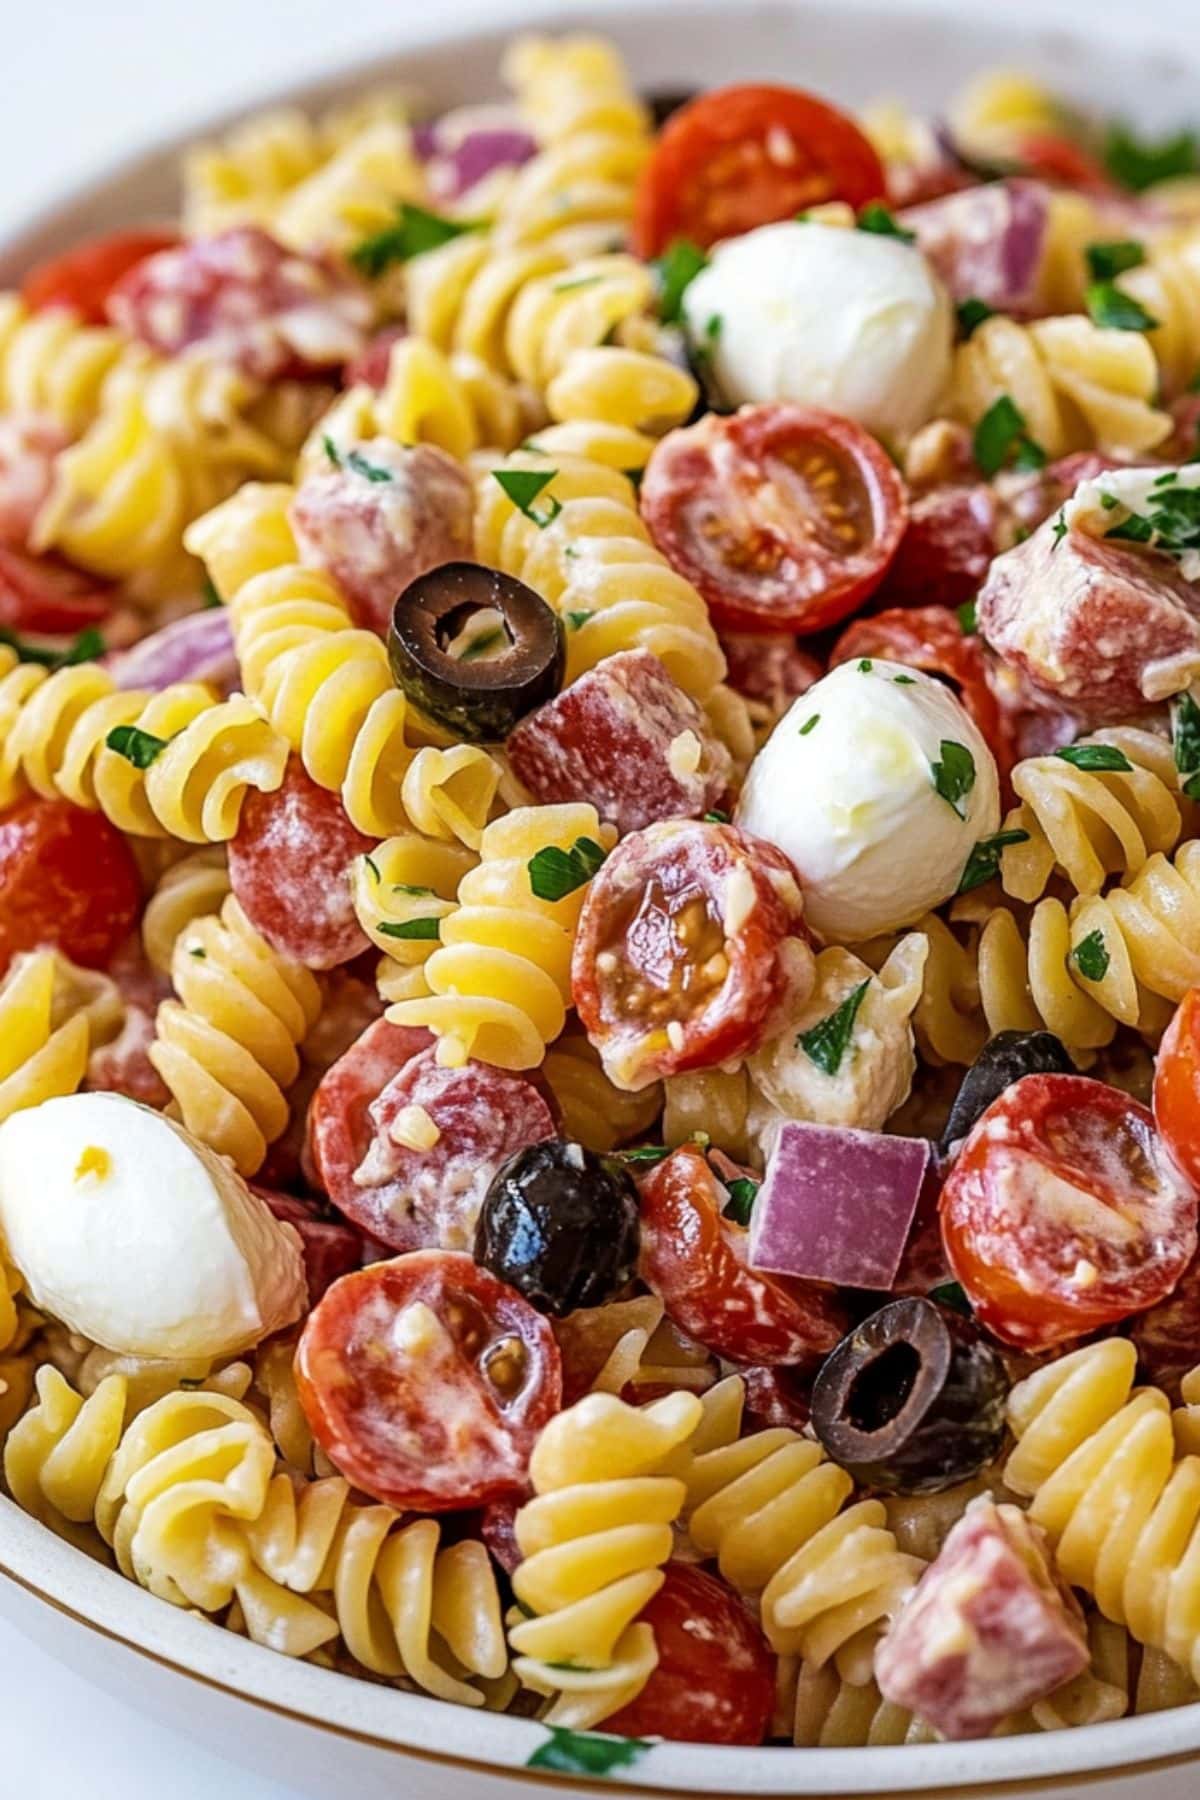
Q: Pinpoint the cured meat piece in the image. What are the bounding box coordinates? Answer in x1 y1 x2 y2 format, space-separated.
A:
884 482 999 609
252 1186 363 1304
507 648 733 836
875 1496 1088 1739
994 451 1126 542
718 631 822 724
0 543 113 636
290 438 474 637
229 758 372 971
573 818 814 1090
979 506 1200 723
901 179 1049 315
0 416 69 548
343 324 406 390
106 226 373 380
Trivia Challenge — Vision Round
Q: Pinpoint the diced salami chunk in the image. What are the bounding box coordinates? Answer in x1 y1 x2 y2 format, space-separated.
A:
229 757 372 970
507 649 733 835
0 543 113 637
309 1018 555 1252
884 482 999 609
290 439 473 637
978 508 1200 723
901 179 1049 315
251 1186 364 1303
85 1005 170 1110
106 226 373 380
718 631 822 724
875 1496 1088 1740
573 819 814 1090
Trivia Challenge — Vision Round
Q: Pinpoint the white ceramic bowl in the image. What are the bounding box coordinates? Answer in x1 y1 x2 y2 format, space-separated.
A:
4 4 1200 1794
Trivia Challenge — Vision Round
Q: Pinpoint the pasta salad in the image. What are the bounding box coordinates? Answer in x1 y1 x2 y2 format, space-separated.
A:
5 32 1200 1761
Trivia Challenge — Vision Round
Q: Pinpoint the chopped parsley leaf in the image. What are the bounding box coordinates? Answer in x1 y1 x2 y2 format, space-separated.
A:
857 658 873 673
894 673 916 684
1072 928 1111 982
105 724 171 769
377 917 441 941
1172 691 1200 800
1085 240 1146 283
1103 475 1200 561
526 1727 653 1777
722 1177 759 1227
973 394 1045 478
799 713 819 735
0 625 104 670
492 467 562 529
931 739 977 818
856 202 916 244
565 608 593 630
653 238 709 324
1104 123 1200 193
956 297 995 338
703 808 730 823
957 828 1031 894
349 204 485 278
928 1280 971 1316
797 978 871 1077
1051 509 1069 551
957 597 978 634
1085 281 1159 333
1054 743 1134 772
527 836 607 901
363 853 381 882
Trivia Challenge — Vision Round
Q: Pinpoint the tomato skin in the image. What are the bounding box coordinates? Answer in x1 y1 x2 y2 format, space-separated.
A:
602 1563 775 1745
633 85 885 257
0 798 141 975
940 1074 1197 1351
0 545 114 637
639 1145 847 1364
295 1250 562 1511
572 819 813 1089
642 406 908 636
830 605 1017 788
1154 989 1200 1194
1017 133 1116 196
21 230 179 324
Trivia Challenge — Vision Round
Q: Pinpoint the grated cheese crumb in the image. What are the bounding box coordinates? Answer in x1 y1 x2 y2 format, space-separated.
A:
668 729 702 780
722 863 757 937
666 1021 686 1052
389 1105 441 1152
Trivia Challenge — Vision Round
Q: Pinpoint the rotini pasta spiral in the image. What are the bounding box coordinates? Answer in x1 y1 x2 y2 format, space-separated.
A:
351 831 474 1004
269 119 423 257
185 483 428 837
541 1031 662 1153
949 314 1171 457
1005 1339 1200 1686
0 647 288 842
239 1472 507 1703
148 895 322 1176
183 107 328 235
475 447 727 701
1001 727 1189 902
684 1376 923 1679
384 803 615 1071
141 848 232 973
508 1389 701 1727
1111 233 1200 398
0 292 132 435
0 952 92 1127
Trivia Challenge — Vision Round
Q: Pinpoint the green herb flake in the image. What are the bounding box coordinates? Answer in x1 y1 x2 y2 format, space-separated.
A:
459 626 507 662
1052 509 1069 551
973 394 1044 479
1172 691 1200 800
349 203 485 278
550 274 606 293
363 853 381 883
893 673 917 684
691 311 723 366
616 1143 672 1166
799 713 820 736
0 625 105 670
653 238 709 324
1072 928 1111 983
1085 239 1146 283
526 1727 653 1777
797 978 871 1077
565 608 593 630
1085 281 1159 333
928 1280 971 1316
931 739 977 818
322 434 341 467
201 575 223 610
703 808 730 823
527 835 607 902
722 1176 759 1227
391 882 436 897
856 202 917 244
957 828 1032 894
345 447 394 483
187 947 207 961
105 724 170 769
377 917 441 942
957 597 978 634
956 297 995 338
492 466 562 529
1104 123 1200 193
857 658 873 673
1054 743 1134 772
1103 478 1200 562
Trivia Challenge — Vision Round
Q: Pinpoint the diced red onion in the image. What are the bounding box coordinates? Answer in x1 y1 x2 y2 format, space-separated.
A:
105 607 237 695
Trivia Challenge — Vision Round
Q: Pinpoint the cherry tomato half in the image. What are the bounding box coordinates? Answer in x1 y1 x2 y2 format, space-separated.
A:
603 1563 775 1745
21 229 179 324
633 85 885 258
642 406 908 636
1017 133 1117 197
940 1073 1197 1351
1154 987 1200 1193
572 818 812 1090
228 757 372 971
295 1249 562 1510
0 797 141 976
639 1144 847 1364
830 605 1017 788
0 546 114 637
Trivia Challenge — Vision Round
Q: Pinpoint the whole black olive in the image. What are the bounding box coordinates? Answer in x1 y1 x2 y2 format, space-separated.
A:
941 1029 1073 1153
475 1140 640 1317
388 561 565 742
643 88 697 128
810 1297 1008 1495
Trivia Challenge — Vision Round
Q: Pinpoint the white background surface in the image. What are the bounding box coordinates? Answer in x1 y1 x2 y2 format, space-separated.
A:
0 1 1196 1796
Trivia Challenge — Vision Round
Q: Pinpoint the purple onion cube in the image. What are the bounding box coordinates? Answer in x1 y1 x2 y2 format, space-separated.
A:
749 1121 931 1290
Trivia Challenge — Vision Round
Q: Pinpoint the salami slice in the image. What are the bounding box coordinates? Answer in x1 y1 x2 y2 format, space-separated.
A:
1130 1248 1200 1401
901 179 1049 315
106 226 373 380
506 648 734 836
716 631 822 725
289 439 474 638
0 416 70 549
251 1185 364 1303
884 483 999 609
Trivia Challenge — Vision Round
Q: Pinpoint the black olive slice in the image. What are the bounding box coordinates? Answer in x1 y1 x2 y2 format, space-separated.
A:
643 88 697 128
811 1297 1008 1496
388 561 565 742
475 1139 640 1318
941 1029 1074 1153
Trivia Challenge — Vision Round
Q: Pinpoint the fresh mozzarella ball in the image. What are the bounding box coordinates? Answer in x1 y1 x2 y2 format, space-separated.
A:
736 659 1000 940
683 220 954 441
0 1093 306 1359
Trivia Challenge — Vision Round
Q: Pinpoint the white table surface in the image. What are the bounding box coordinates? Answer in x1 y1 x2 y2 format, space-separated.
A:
0 0 1196 1794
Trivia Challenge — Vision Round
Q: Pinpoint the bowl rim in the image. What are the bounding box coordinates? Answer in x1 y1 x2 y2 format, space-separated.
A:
3 0 1200 1788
